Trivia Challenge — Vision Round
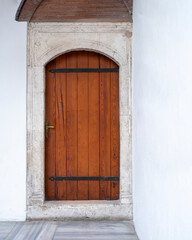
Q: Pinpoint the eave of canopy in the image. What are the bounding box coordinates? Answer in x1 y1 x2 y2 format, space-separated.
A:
16 0 132 22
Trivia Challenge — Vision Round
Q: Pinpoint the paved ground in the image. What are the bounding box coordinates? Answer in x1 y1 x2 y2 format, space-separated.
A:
0 221 138 240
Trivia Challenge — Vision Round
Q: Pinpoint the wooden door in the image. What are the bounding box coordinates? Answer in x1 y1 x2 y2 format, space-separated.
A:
45 51 119 200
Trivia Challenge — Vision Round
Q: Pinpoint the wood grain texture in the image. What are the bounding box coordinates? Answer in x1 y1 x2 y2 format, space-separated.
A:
110 61 120 200
100 55 111 200
45 51 120 200
88 52 100 200
55 55 67 200
16 0 43 21
16 0 132 22
77 52 89 200
66 52 78 200
45 60 56 200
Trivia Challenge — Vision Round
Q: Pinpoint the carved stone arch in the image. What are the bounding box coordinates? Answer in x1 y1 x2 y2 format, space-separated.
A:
43 48 121 69
36 40 127 68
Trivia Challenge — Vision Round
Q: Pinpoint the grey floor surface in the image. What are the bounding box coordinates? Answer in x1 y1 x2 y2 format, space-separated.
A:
0 221 138 240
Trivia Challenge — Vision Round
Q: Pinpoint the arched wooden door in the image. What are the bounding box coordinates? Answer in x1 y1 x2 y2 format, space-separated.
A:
45 51 119 200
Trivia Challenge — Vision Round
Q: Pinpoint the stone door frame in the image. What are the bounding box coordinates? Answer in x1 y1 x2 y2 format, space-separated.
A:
27 22 132 220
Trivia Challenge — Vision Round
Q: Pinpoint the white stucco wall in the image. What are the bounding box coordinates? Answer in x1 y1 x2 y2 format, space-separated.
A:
1 0 192 239
0 0 26 221
133 0 192 239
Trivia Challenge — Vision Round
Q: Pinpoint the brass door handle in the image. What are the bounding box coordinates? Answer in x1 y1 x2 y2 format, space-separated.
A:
45 120 55 138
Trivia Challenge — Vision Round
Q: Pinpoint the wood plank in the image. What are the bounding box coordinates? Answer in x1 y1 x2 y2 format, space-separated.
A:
110 61 120 200
122 0 133 14
66 52 78 200
55 55 67 200
31 18 131 23
16 0 133 22
45 60 56 200
45 51 120 201
32 13 129 20
36 3 127 9
77 51 89 200
88 52 100 200
16 0 43 21
100 55 111 200
34 7 128 14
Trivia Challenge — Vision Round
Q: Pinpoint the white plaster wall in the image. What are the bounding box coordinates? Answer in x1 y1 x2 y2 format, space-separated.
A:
0 0 27 221
1 0 192 238
133 0 192 239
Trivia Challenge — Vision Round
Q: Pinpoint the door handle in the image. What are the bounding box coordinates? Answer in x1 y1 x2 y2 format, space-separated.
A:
45 120 55 138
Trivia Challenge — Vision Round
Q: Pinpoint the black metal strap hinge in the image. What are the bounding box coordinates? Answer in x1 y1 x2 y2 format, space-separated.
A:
49 176 119 181
49 68 119 73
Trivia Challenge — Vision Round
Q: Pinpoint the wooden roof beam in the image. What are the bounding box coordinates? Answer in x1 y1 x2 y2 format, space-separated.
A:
16 0 43 21
16 0 133 22
122 0 133 15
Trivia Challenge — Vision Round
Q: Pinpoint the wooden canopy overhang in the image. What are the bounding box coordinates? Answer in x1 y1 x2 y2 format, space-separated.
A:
16 0 132 22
